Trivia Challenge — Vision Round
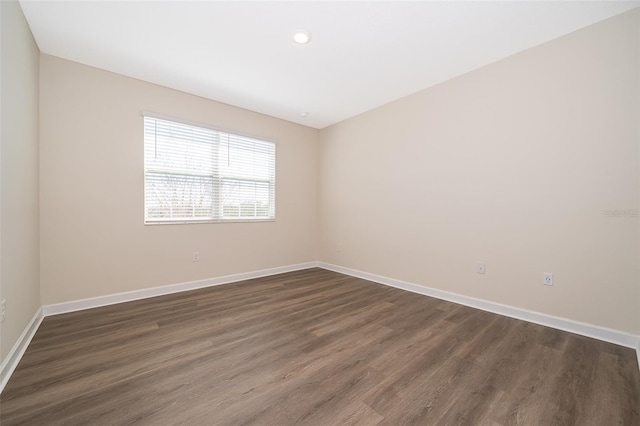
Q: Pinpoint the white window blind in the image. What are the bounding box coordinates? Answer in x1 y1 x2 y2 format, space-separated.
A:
144 116 275 223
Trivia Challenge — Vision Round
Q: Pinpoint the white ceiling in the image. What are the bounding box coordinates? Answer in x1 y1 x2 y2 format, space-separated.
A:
19 1 640 129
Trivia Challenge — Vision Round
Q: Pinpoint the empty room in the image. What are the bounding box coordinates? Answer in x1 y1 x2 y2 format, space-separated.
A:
1 0 640 424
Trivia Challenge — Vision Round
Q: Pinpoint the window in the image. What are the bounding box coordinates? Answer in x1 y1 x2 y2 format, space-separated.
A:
144 115 275 224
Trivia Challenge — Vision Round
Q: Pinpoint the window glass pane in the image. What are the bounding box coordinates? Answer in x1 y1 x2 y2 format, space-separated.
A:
145 173 214 220
220 178 270 218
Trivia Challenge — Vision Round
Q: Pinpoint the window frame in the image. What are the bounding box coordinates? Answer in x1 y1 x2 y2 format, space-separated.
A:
142 112 276 225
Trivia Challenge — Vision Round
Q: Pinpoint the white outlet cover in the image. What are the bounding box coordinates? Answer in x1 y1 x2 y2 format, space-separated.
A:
476 262 486 274
543 272 553 286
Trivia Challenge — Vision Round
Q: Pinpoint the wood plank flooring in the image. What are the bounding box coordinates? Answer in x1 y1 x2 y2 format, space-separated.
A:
1 268 639 425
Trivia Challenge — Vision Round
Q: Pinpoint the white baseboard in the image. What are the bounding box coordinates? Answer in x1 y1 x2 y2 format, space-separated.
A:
318 262 640 350
0 308 44 394
43 261 320 316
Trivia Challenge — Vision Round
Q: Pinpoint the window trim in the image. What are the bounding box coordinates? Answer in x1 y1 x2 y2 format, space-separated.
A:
142 111 277 225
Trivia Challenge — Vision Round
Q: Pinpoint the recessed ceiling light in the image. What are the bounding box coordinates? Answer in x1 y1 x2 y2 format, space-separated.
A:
293 31 311 45
300 111 309 117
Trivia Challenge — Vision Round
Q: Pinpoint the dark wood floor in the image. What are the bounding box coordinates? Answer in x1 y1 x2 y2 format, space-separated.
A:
1 268 639 425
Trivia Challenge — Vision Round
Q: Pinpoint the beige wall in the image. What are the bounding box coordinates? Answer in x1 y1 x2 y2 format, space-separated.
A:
39 55 319 305
319 10 640 334
0 0 41 361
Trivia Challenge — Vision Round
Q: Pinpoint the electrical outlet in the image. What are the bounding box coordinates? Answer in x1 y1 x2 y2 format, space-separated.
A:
337 243 343 252
192 252 200 262
476 262 486 274
1 299 6 323
543 272 553 286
